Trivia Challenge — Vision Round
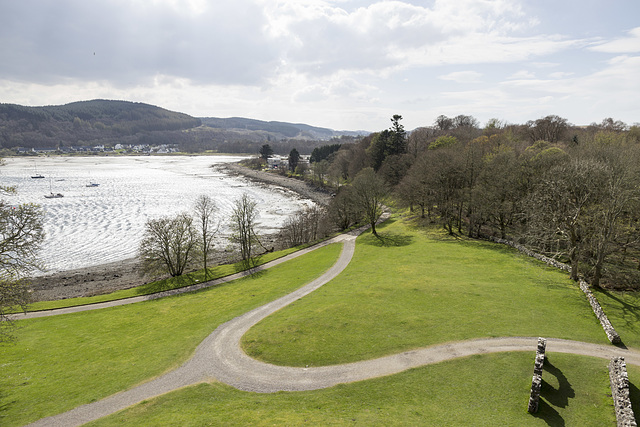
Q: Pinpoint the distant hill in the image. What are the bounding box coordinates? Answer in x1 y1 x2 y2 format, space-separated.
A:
0 100 368 154
0 100 201 149
199 117 366 141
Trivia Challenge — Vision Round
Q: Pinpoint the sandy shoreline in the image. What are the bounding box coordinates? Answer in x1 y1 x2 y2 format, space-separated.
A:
27 162 329 302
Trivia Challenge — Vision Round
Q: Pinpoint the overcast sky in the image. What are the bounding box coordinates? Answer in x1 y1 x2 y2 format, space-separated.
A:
1 0 639 131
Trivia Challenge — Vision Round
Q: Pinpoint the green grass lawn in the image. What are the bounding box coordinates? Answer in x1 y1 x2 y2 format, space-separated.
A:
594 288 640 349
0 244 343 427
26 246 304 312
242 217 610 367
88 352 624 426
4 213 640 426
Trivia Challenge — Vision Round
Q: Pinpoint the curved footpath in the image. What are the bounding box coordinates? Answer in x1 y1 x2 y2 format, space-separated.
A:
26 225 640 426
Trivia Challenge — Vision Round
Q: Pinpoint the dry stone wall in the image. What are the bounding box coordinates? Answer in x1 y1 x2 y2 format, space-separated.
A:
609 357 637 427
528 337 547 413
489 237 571 272
579 280 621 344
489 237 621 344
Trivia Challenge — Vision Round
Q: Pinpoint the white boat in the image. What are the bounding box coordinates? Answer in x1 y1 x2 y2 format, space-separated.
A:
44 178 63 198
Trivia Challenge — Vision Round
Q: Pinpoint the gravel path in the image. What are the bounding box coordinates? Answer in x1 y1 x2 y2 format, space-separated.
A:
25 218 640 426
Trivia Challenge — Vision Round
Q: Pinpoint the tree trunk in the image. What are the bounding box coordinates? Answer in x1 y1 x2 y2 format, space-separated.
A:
569 229 579 281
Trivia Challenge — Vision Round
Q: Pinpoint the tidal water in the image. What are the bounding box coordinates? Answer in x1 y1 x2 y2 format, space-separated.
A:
1 156 313 274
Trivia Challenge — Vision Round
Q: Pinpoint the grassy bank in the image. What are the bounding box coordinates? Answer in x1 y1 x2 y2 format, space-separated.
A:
242 216 611 367
0 244 343 427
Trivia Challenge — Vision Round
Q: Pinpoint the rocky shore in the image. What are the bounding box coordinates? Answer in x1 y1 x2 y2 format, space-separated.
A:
215 163 333 206
27 162 328 302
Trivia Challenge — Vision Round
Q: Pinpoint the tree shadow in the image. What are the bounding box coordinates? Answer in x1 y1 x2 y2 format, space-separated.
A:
0 384 16 419
366 232 413 247
136 274 196 295
233 256 263 274
233 257 267 279
366 232 414 247
597 288 640 331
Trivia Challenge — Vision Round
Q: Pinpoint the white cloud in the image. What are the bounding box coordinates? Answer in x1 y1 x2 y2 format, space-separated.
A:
1 0 639 130
548 72 574 79
259 0 582 78
508 70 536 79
439 71 483 83
590 27 640 53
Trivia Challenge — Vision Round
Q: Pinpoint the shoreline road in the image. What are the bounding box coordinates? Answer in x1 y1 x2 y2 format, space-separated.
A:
26 217 640 426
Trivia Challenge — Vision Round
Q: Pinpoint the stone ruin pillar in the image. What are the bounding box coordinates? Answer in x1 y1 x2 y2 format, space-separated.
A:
527 337 547 413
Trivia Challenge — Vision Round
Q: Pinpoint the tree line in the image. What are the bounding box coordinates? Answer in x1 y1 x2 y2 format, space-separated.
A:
316 114 640 290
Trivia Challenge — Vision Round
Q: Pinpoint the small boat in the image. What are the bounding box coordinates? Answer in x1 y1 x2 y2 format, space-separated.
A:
44 178 63 198
86 183 100 187
31 162 45 178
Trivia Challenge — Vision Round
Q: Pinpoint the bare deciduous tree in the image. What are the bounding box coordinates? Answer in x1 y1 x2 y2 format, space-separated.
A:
351 167 388 236
525 115 569 143
193 195 219 279
230 193 261 268
0 279 31 343
525 158 608 281
0 202 45 278
328 186 362 231
139 213 197 277
279 206 326 247
1 164 45 342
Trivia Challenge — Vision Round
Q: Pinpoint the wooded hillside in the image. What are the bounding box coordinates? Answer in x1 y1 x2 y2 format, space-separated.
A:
0 100 365 154
0 100 201 149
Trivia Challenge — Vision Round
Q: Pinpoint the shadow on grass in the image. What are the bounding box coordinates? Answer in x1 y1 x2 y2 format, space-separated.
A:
0 380 19 421
542 359 575 408
234 256 264 276
365 232 414 247
136 274 197 295
629 379 640 425
532 358 573 426
597 288 640 333
534 399 564 427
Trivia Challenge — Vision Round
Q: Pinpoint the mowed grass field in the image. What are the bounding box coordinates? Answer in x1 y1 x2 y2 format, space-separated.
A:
89 352 634 426
0 244 343 427
3 214 640 426
242 217 613 367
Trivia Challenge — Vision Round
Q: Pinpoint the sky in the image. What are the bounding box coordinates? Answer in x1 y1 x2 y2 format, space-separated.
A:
1 0 639 132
